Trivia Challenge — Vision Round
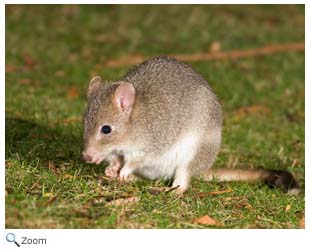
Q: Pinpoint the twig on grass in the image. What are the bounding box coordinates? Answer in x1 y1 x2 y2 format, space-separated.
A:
105 42 305 68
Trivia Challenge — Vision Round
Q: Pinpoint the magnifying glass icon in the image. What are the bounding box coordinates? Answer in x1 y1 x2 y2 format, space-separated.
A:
6 233 20 247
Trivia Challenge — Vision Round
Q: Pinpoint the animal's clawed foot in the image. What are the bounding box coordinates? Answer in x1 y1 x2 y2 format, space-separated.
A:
118 166 135 182
167 185 187 197
105 162 136 182
105 162 121 178
171 180 189 197
174 186 187 197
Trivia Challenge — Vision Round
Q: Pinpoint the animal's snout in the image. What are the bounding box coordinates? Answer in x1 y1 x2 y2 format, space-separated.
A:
81 153 92 163
81 147 105 164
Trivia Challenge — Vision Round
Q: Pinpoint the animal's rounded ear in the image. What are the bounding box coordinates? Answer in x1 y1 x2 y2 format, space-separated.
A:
87 76 102 98
113 82 135 114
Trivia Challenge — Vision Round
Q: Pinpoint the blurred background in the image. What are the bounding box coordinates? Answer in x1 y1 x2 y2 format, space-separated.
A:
5 5 305 228
6 5 304 81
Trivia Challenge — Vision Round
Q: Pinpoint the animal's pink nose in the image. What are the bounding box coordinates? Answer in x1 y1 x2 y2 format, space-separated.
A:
81 153 92 163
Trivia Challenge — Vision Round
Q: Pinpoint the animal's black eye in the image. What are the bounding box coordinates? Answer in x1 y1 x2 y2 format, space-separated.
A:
101 125 112 134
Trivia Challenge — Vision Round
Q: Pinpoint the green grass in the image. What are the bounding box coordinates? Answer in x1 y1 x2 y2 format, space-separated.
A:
5 5 304 228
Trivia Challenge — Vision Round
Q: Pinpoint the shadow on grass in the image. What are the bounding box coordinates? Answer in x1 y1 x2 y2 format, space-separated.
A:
5 115 86 168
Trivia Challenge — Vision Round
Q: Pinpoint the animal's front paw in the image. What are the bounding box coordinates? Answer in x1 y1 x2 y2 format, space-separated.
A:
105 162 121 178
118 166 134 182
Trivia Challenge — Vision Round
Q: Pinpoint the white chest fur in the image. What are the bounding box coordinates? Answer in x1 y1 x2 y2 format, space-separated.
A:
135 132 200 180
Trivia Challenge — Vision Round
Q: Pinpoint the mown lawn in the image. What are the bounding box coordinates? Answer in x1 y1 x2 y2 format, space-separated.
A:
5 5 304 228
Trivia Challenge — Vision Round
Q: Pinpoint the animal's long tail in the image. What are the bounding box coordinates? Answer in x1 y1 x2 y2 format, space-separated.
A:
202 168 300 195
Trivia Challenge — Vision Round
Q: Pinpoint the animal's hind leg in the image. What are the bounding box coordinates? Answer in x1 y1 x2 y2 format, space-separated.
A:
170 141 219 196
191 132 221 174
177 143 219 193
172 165 191 196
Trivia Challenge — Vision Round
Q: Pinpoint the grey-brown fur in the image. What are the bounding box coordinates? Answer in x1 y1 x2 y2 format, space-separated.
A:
82 56 299 195
121 56 222 173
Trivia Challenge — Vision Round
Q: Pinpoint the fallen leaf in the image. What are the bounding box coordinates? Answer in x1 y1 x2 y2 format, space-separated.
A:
235 200 253 210
5 108 22 117
19 79 32 85
209 41 221 53
193 214 222 226
67 86 79 98
6 64 17 73
23 53 35 67
106 196 140 207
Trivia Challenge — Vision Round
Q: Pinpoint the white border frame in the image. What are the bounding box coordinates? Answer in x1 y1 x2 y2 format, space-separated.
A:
1 1 308 251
